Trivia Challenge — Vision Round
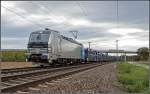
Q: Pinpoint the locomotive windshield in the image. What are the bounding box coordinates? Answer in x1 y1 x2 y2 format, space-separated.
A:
29 33 50 43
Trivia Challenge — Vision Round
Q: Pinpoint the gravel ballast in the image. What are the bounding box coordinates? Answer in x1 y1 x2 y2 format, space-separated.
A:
27 63 122 94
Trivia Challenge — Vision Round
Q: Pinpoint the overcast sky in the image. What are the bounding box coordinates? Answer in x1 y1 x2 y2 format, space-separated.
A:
1 1 149 51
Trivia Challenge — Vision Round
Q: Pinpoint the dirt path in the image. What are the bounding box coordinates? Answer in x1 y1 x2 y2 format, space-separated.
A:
26 63 127 94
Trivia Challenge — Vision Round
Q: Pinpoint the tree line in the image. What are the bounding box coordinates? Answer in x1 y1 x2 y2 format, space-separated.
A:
136 47 149 61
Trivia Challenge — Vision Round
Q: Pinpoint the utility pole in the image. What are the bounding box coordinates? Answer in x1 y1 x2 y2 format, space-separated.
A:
88 42 91 50
124 52 126 62
116 40 119 61
88 42 91 63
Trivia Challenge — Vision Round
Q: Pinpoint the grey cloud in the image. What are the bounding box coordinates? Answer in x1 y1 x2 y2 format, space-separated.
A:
1 1 149 50
129 31 149 41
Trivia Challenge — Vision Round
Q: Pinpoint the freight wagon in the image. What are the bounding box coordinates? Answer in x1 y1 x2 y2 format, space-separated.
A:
84 48 116 62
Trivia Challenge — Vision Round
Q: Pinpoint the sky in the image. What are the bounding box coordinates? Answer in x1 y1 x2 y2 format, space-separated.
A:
1 1 149 51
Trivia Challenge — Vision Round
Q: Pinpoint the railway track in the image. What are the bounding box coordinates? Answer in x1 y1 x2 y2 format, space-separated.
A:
1 63 105 93
2 67 42 74
2 65 63 74
2 65 64 77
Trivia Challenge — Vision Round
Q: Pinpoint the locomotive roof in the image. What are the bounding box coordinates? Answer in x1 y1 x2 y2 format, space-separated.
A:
61 35 82 45
32 29 58 34
32 29 82 46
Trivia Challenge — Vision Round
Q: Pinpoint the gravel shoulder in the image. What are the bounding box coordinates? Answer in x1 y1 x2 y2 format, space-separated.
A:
27 63 127 94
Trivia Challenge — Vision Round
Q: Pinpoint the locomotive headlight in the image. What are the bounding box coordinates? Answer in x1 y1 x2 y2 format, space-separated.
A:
48 47 52 52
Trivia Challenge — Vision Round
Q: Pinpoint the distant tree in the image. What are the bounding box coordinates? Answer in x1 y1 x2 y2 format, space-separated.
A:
137 47 149 61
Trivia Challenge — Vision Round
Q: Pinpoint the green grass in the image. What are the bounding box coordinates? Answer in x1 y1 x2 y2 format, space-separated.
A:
116 62 149 93
1 51 26 62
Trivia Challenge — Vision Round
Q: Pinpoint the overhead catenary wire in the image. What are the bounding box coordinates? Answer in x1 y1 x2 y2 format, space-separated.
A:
33 2 68 29
30 1 87 32
29 2 57 28
117 0 119 30
76 1 87 17
30 1 55 17
29 1 73 30
32 2 80 36
2 5 44 29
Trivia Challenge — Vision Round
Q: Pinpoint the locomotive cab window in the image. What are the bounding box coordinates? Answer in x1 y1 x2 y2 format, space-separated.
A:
29 33 50 43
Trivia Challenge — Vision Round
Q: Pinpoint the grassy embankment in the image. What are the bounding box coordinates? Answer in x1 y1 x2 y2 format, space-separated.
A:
116 62 149 93
1 50 26 62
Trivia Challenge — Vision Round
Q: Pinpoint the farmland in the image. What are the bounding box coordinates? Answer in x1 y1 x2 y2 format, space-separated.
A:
1 50 26 62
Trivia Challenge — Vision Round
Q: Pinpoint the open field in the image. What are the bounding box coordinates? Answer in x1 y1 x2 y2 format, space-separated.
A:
1 50 26 62
116 62 149 93
1 62 33 69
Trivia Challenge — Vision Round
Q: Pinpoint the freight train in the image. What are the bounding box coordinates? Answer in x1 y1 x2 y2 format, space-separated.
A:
26 28 114 66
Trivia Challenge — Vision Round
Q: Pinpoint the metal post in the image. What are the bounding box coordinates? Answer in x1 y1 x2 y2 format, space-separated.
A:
116 0 119 62
124 52 126 62
88 42 91 63
116 40 119 61
88 42 91 50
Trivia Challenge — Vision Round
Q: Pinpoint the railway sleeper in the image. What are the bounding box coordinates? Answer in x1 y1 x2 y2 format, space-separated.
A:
1 64 100 93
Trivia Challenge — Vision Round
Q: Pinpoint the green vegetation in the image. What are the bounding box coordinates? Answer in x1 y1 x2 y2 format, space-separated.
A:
137 47 149 61
1 50 26 62
124 47 149 61
116 62 148 93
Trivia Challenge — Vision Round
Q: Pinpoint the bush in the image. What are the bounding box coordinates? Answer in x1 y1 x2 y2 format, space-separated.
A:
116 62 148 93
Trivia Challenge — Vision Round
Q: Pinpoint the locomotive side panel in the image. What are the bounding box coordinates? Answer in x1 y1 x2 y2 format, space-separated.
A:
60 37 81 59
48 31 61 61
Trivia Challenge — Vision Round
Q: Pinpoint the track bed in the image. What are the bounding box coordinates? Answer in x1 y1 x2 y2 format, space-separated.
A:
1 63 106 93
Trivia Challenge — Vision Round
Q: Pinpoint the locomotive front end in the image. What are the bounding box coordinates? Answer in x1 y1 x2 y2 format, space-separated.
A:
26 29 51 63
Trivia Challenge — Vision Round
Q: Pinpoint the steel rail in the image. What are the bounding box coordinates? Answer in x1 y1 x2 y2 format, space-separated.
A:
1 63 105 93
2 63 87 74
2 64 91 81
2 67 44 74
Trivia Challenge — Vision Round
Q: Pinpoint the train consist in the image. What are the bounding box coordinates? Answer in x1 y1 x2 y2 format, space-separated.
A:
84 48 117 62
26 28 115 66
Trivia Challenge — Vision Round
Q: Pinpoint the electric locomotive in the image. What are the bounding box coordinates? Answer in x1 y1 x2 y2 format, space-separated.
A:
26 28 85 66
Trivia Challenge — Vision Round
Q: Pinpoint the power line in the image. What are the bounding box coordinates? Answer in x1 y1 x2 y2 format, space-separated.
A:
29 1 70 29
34 2 55 16
29 2 56 28
29 1 56 18
76 1 87 17
29 1 83 31
79 2 89 17
117 0 119 30
2 5 44 29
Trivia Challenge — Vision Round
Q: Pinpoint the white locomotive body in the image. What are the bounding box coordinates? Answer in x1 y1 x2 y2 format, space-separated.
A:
27 29 85 66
